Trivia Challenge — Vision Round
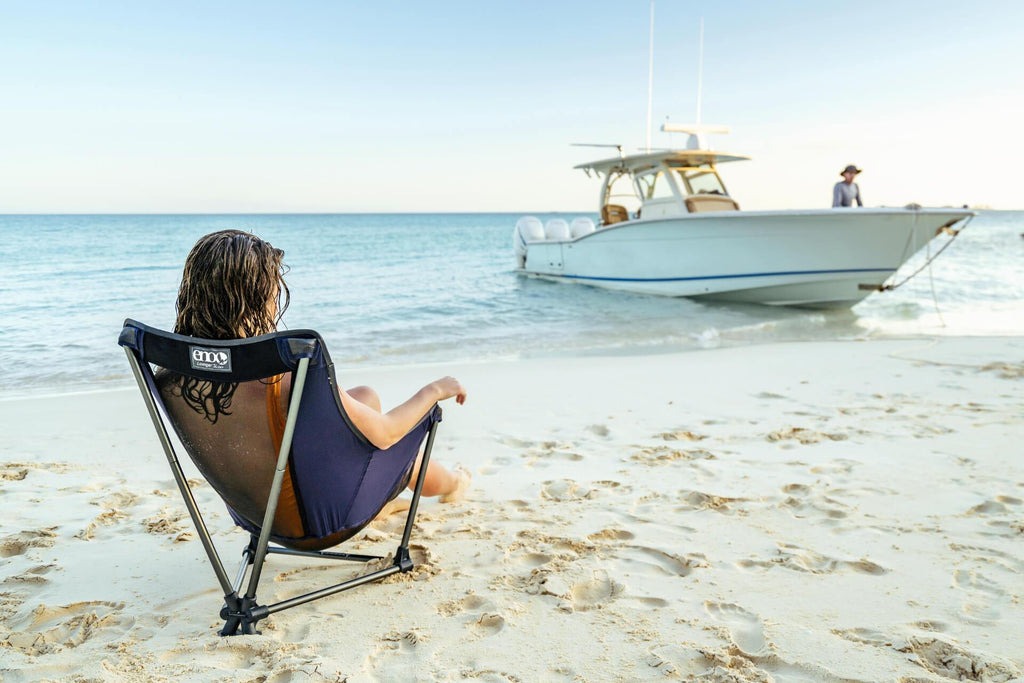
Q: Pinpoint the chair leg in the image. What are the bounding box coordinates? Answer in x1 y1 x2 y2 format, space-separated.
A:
392 417 439 573
219 536 264 636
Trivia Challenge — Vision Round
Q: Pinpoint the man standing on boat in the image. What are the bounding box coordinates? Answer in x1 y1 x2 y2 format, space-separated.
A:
833 165 864 207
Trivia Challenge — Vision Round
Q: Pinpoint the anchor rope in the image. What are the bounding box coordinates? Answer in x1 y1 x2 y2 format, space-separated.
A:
877 214 974 293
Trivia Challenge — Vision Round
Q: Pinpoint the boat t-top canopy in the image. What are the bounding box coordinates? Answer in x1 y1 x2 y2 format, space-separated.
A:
575 149 750 176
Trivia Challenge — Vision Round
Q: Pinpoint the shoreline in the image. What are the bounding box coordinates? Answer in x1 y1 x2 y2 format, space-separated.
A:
6 331 1023 404
3 336 1023 681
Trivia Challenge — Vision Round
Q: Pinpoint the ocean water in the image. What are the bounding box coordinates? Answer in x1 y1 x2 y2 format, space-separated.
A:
1 211 1021 398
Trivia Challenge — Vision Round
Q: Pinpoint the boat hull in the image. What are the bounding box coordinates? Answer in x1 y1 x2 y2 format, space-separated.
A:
516 208 972 307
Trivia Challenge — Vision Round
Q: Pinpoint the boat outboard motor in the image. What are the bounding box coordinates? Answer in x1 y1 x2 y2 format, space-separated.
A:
570 217 596 238
544 219 570 241
513 216 545 268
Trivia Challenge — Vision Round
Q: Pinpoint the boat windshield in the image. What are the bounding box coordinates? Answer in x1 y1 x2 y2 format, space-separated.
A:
676 168 727 196
634 170 676 200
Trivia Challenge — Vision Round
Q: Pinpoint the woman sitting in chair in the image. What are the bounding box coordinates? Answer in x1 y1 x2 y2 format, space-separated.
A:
168 229 470 509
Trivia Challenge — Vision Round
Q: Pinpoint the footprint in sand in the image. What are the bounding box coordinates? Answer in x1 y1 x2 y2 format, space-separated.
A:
359 629 430 681
950 542 1024 573
513 551 554 569
832 627 896 648
677 490 743 513
141 507 194 543
737 543 886 576
3 601 132 655
1 463 29 481
587 480 631 500
568 570 623 611
164 637 302 670
779 482 849 521
630 445 716 466
809 458 858 475
479 455 515 475
524 567 623 612
495 434 537 449
386 628 427 649
522 442 585 469
0 528 58 558
540 479 591 501
754 391 787 400
586 528 635 543
901 636 1022 681
437 593 507 637
622 547 706 578
77 504 132 540
952 568 1004 624
473 612 506 636
645 643 709 677
656 429 707 442
967 494 1022 517
438 592 493 617
3 563 57 586
703 601 769 657
766 426 848 446
910 619 949 633
355 544 438 583
3 461 78 479
980 361 1024 379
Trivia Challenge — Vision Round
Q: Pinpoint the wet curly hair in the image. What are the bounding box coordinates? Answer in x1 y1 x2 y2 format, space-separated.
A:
170 229 290 422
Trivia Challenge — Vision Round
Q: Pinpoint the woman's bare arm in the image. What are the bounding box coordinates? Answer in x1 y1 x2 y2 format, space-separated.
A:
339 376 466 450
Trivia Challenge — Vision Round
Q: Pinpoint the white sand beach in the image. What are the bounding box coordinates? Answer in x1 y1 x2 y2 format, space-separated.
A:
2 336 1023 682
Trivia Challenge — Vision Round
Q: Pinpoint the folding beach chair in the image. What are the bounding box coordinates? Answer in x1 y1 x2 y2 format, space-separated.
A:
118 319 442 635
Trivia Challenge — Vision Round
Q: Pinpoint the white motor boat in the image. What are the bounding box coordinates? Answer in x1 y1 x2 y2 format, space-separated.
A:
513 126 974 308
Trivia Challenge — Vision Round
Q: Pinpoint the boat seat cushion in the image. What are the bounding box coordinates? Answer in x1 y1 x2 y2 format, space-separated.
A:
601 204 630 225
685 195 740 212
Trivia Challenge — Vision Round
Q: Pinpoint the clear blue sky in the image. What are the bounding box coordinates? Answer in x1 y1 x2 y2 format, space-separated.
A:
2 1 1021 212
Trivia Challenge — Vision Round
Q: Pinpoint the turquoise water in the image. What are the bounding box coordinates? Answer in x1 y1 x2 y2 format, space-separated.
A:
1 211 1021 397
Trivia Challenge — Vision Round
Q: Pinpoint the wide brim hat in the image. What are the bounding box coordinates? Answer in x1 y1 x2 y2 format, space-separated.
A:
840 165 862 176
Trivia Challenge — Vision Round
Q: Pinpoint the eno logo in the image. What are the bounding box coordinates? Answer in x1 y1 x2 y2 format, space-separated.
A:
189 346 232 372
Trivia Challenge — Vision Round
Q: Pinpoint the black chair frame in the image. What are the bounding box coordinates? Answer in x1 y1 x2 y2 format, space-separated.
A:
119 320 439 635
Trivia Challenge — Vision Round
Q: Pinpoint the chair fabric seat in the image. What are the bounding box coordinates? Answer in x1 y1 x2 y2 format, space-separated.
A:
126 320 439 550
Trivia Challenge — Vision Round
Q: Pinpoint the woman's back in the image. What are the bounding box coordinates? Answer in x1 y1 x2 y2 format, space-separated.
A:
157 374 305 538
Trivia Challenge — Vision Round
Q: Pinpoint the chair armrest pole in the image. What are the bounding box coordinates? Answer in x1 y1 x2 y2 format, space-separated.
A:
245 356 311 599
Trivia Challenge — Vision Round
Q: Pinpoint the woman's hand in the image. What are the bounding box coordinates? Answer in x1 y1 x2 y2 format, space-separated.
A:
432 376 467 405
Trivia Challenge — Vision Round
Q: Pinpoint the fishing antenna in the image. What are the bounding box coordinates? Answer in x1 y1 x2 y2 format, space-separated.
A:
645 0 655 151
570 143 624 158
695 17 704 124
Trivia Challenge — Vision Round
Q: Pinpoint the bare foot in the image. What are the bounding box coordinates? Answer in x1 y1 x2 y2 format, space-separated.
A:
439 466 471 504
373 497 412 521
